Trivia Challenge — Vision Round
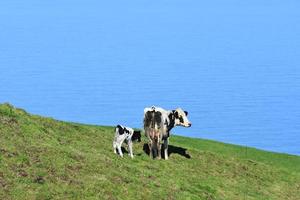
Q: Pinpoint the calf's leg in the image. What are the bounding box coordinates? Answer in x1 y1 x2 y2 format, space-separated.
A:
117 144 123 157
113 141 117 154
128 140 134 158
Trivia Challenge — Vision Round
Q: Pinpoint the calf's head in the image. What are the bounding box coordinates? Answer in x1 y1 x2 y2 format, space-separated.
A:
132 130 142 142
172 108 192 127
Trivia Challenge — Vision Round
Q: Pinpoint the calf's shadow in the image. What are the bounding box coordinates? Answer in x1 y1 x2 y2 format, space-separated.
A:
143 143 191 159
115 147 142 157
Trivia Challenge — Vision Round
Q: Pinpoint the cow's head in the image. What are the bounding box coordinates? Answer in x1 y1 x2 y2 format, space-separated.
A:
172 108 192 127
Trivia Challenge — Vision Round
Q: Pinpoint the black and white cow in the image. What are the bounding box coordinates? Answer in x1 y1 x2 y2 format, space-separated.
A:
143 106 191 160
113 125 141 158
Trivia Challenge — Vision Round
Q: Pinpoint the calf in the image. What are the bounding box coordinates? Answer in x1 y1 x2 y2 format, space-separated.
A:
113 125 141 158
144 106 191 159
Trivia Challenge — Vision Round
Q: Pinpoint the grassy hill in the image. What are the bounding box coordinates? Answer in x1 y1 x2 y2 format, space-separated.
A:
0 103 299 200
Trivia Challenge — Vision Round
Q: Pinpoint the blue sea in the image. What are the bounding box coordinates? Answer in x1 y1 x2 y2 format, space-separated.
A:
1 0 299 155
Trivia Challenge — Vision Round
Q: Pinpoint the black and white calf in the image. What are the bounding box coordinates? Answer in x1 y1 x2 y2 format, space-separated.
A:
144 106 191 160
113 125 141 158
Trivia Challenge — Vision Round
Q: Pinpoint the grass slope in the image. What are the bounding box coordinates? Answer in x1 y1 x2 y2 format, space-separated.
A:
0 103 299 200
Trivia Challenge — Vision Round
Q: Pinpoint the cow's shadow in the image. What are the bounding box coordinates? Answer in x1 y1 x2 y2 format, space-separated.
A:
143 143 191 159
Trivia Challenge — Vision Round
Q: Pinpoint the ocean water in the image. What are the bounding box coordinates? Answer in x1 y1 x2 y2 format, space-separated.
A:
0 0 299 155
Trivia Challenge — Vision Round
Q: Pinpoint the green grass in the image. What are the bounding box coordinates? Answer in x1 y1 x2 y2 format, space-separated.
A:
0 103 299 200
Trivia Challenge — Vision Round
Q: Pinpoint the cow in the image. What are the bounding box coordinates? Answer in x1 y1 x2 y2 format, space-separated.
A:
113 125 141 158
143 106 191 160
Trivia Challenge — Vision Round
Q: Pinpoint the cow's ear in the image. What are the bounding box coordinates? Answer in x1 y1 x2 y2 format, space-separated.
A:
184 111 188 116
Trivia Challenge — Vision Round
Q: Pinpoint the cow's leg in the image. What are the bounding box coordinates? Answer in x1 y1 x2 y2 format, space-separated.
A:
164 138 169 160
157 141 161 159
148 141 153 159
128 140 134 158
